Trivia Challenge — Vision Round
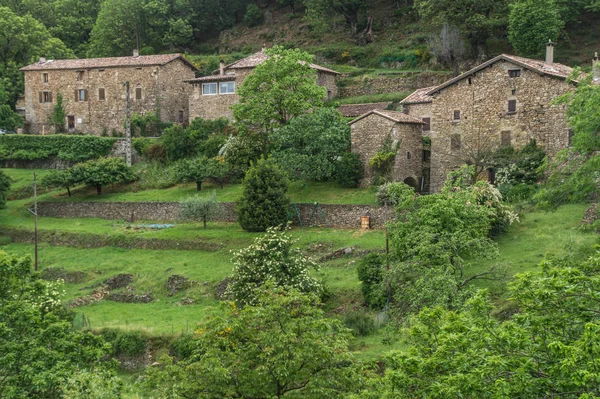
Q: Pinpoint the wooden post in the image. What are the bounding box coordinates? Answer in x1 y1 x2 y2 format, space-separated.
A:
124 81 132 167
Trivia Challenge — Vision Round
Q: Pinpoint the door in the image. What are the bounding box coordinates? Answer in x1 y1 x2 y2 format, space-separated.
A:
67 115 75 130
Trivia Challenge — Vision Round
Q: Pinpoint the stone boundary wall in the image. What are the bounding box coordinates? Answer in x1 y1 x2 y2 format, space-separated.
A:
37 201 391 229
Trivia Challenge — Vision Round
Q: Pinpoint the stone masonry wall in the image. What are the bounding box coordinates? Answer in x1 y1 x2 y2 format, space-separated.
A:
339 72 452 98
350 114 423 187
429 61 574 192
24 59 196 135
317 71 338 99
37 201 391 229
405 102 432 135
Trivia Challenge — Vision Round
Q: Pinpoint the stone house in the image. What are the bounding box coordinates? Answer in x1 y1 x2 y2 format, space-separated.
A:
349 110 425 189
20 52 197 135
186 50 341 121
398 42 580 192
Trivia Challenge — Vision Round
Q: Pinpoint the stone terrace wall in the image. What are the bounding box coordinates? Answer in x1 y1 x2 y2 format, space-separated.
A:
37 201 391 229
339 72 452 98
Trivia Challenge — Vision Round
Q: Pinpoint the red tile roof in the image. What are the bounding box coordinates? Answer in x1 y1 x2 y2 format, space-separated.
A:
219 51 341 75
337 102 391 117
399 87 435 105
348 110 425 125
20 54 197 71
185 74 237 83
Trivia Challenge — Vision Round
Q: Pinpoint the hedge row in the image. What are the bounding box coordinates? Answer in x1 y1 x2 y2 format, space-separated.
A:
0 135 116 162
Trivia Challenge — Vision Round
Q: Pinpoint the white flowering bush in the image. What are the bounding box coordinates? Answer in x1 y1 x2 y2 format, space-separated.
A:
225 226 323 306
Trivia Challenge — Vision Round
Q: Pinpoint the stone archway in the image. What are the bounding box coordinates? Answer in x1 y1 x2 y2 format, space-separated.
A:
403 177 419 191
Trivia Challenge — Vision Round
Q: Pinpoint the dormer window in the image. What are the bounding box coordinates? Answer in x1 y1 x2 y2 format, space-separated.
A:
508 69 521 78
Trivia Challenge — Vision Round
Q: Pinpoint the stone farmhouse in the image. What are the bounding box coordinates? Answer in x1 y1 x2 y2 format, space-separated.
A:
20 52 197 135
353 42 586 192
186 49 341 121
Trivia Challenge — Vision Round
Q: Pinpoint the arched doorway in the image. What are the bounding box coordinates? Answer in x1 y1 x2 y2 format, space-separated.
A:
403 177 418 191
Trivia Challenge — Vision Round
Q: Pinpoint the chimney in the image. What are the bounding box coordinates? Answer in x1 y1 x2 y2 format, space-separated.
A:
39 57 46 64
219 60 224 75
133 49 139 57
594 52 600 82
545 40 554 66
262 44 266 52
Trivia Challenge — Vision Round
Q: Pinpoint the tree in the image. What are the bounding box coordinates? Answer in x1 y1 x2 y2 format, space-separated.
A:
428 24 467 75
179 191 222 228
271 108 351 181
161 125 196 161
0 170 10 209
0 250 118 398
335 152 363 188
52 93 67 133
225 226 323 306
232 46 326 134
174 156 210 191
206 157 231 188
141 288 361 399
41 169 78 197
376 248 600 398
508 0 563 58
71 157 135 195
332 0 367 35
237 158 290 232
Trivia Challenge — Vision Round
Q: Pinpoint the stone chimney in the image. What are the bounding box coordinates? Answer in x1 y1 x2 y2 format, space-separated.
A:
594 52 600 83
39 57 46 64
219 60 224 75
545 40 555 66
133 49 139 57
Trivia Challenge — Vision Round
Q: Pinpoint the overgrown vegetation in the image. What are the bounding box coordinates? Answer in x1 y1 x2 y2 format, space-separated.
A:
0 135 115 162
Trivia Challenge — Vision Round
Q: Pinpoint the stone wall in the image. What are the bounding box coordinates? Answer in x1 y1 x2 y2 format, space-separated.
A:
317 71 339 99
429 61 574 192
37 201 391 229
23 59 196 135
350 114 423 188
339 72 452 98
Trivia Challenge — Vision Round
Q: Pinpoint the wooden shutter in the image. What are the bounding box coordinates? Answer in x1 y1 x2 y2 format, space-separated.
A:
136 87 142 100
422 117 431 132
75 89 79 102
508 100 517 113
39 92 43 103
48 92 53 102
84 89 88 101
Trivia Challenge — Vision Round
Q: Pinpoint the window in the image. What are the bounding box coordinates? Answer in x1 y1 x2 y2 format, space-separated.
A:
76 71 84 81
422 149 431 162
402 105 410 115
453 110 461 121
407 152 411 160
39 91 52 103
501 131 511 146
98 88 105 101
67 115 75 130
451 134 461 150
508 99 517 114
327 90 333 100
508 69 521 78
202 83 217 95
75 89 87 102
178 110 184 123
512 88 517 95
468 77 472 85
42 73 48 83
422 117 431 132
219 81 235 94
568 128 574 147
135 87 142 100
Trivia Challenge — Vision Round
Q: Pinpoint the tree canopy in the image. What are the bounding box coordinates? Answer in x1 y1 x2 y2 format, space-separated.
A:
508 0 563 58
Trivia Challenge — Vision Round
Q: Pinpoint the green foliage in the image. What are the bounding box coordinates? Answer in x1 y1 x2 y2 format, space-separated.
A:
112 330 148 357
237 158 290 232
206 157 232 188
490 141 546 186
356 253 387 309
0 170 10 209
161 125 195 161
508 0 563 58
0 134 115 162
226 227 323 306
0 250 116 398
369 136 398 183
129 111 171 137
71 157 135 195
61 370 123 399
174 156 211 191
41 169 77 197
144 143 167 162
131 137 154 156
560 76 600 154
376 182 417 207
52 93 67 133
141 288 361 398
379 249 600 398
335 152 363 188
179 191 223 228
134 161 178 189
223 129 268 176
232 46 326 133
342 311 376 337
243 3 263 26
271 108 351 181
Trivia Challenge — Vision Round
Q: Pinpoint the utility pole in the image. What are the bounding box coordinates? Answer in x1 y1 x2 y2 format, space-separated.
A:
28 173 39 271
124 81 132 167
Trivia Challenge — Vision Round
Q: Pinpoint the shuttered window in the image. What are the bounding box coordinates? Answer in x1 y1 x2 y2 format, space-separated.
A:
39 91 52 103
135 87 142 100
422 117 431 132
98 88 105 101
453 110 461 121
508 100 517 114
75 89 87 102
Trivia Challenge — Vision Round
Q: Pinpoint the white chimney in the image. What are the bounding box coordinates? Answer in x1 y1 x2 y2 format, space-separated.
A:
594 52 600 83
219 60 224 75
133 49 139 57
545 40 554 66
39 57 46 64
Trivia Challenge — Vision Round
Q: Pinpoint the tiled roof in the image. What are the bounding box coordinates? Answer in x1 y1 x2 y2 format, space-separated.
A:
220 51 341 75
337 102 391 117
185 74 237 83
20 54 197 71
348 110 425 125
399 87 435 104
427 54 576 95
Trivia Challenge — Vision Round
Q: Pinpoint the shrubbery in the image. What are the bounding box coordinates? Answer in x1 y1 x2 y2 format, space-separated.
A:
179 191 223 228
71 157 135 195
335 152 363 188
0 170 10 209
357 253 387 310
0 134 115 162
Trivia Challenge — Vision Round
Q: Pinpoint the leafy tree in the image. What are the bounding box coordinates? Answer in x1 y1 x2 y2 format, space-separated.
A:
357 253 387 309
206 157 231 188
41 169 78 197
0 250 118 398
71 157 135 195
179 191 222 228
232 46 326 134
271 107 351 181
61 370 123 399
237 158 290 232
335 152 363 188
0 170 10 209
243 3 263 26
376 248 600 398
141 288 361 398
162 17 193 49
50 0 103 56
161 124 195 161
332 0 368 34
174 156 210 191
222 128 268 175
52 93 67 133
508 0 563 58
225 226 323 306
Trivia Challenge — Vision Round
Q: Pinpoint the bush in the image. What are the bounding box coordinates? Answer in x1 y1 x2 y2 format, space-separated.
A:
342 311 376 337
376 182 417 207
243 3 264 26
0 170 10 209
335 152 363 188
40 169 78 197
174 157 210 191
112 330 148 357
71 157 135 195
132 137 153 155
162 125 195 161
145 143 167 162
129 111 171 137
237 158 290 232
135 162 178 189
357 253 387 310
0 135 115 162
179 191 223 228
169 334 196 360
505 183 537 203
223 129 268 176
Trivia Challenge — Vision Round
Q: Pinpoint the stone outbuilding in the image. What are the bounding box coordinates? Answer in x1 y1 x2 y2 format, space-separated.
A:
349 110 425 189
186 49 341 121
20 52 197 135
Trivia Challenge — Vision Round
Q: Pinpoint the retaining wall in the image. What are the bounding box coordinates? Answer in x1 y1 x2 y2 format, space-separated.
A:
37 201 391 229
